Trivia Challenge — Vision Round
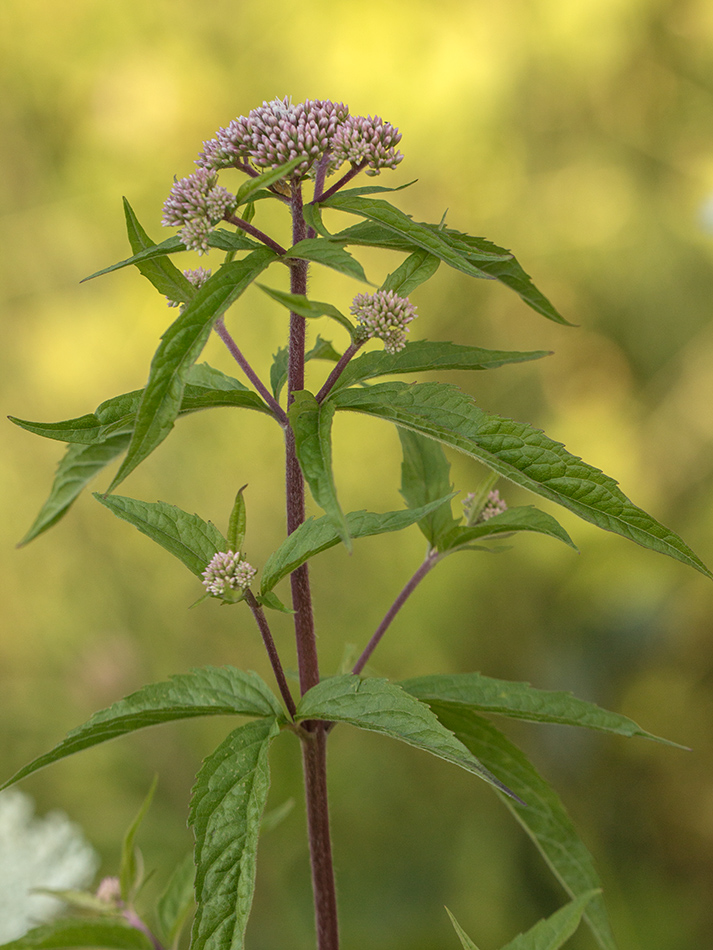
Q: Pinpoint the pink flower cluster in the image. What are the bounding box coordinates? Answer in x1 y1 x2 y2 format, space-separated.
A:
350 289 417 354
166 267 212 310
202 551 257 597
162 168 236 254
462 489 508 524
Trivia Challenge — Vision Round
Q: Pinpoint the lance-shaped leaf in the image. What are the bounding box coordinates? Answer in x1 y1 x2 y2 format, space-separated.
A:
260 496 455 595
121 198 195 302
0 919 154 950
94 494 228 576
189 718 278 950
432 706 616 950
333 180 418 199
401 672 682 746
320 194 510 278
108 247 276 493
257 284 355 336
399 429 459 548
234 156 303 205
156 853 195 947
227 485 248 553
1 667 283 791
447 891 598 950
381 248 440 296
440 506 577 552
288 390 350 549
119 776 158 903
331 340 550 392
295 676 521 801
285 238 368 283
330 381 712 577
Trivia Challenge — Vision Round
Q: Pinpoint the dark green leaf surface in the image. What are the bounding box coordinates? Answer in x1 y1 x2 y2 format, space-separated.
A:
189 718 278 950
0 919 153 950
260 496 455 595
295 676 521 800
440 506 577 551
381 249 440 296
157 852 195 946
333 180 418 198
402 672 680 745
289 391 350 549
270 346 289 399
1 667 283 790
257 284 354 335
235 157 303 205
286 238 368 283
94 494 228 576
433 706 616 950
331 340 550 391
331 381 711 577
398 429 459 547
121 198 195 302
108 247 276 492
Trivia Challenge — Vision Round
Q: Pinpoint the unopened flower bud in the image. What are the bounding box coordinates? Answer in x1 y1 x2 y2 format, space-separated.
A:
162 169 236 254
202 551 257 597
350 289 417 354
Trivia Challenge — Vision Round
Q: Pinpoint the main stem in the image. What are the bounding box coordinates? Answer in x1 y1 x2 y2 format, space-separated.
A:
286 179 339 950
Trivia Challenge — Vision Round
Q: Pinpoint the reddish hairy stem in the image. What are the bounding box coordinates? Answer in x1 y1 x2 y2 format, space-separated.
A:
224 213 287 256
315 341 363 404
312 159 367 204
244 590 297 718
214 317 288 425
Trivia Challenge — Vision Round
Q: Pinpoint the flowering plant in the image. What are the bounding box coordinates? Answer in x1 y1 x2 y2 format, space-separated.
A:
4 96 710 950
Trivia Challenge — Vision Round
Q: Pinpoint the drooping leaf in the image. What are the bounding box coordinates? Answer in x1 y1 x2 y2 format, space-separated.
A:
288 391 350 549
0 919 153 950
330 381 712 577
119 775 157 902
189 718 278 950
235 157 304 205
440 506 577 552
331 340 550 392
1 667 283 790
257 284 355 335
260 496 455 595
398 429 459 548
108 247 276 492
381 249 440 296
227 485 248 553
121 198 195 302
156 852 195 946
285 238 369 283
432 706 617 950
401 672 682 746
295 676 521 801
93 494 228 576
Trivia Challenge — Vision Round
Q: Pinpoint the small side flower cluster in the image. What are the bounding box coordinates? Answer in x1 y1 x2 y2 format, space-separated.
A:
463 489 508 524
166 267 212 310
350 289 417 354
202 551 257 598
331 115 403 176
161 168 236 254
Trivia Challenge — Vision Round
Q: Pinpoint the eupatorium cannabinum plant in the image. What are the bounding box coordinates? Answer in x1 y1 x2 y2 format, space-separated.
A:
5 95 711 950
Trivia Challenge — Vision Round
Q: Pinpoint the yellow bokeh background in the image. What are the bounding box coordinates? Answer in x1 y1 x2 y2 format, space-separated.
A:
2 1 713 947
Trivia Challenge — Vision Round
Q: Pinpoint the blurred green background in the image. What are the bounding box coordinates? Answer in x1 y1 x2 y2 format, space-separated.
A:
2 0 713 947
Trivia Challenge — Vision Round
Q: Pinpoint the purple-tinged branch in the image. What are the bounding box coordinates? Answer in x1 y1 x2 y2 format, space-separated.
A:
315 342 363 403
214 317 288 425
244 589 297 718
313 159 367 205
224 213 287 256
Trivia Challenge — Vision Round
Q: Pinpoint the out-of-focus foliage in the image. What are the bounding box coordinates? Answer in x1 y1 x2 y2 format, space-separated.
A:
2 1 712 948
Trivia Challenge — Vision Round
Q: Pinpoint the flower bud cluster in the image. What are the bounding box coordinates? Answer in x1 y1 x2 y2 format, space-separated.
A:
331 114 403 176
161 169 236 254
166 267 212 310
350 289 417 354
463 489 508 524
202 551 257 598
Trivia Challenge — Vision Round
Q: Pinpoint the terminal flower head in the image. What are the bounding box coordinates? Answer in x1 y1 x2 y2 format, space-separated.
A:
202 551 257 598
350 289 417 354
162 168 236 254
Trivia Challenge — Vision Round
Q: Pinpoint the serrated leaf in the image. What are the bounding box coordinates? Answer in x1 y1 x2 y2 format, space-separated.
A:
381 249 440 296
94 494 228 576
157 852 195 946
121 198 195 302
398 429 459 548
189 718 278 950
402 672 681 746
235 157 304 205
257 284 355 335
432 706 616 950
288 391 350 550
295 676 521 800
331 340 550 392
285 238 369 283
208 229 261 253
108 247 276 492
330 381 712 577
1 667 283 790
260 496 455 595
227 486 248 553
440 506 577 552
0 919 153 950
120 775 157 902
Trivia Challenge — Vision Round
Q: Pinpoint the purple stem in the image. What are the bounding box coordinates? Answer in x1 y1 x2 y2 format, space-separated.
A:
244 589 297 718
214 317 289 425
315 341 363 404
123 909 165 950
312 160 367 205
224 213 287 256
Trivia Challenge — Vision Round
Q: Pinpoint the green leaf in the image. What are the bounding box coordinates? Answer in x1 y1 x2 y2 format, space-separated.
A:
446 892 598 950
0 919 153 950
157 852 195 946
256 590 293 614
235 157 304 205
208 229 261 253
440 506 577 552
120 775 157 902
227 485 248 553
18 435 131 546
301 201 329 237
320 194 510 278
260 496 456 595
270 346 289 400
402 672 682 746
121 198 195 302
398 429 459 548
108 247 276 492
1 667 283 790
331 340 550 392
432 706 617 950
94 494 228 576
257 284 355 335
295 676 521 800
332 180 418 198
306 335 342 364
288 391 351 550
330 381 712 577
285 237 369 283
189 718 278 950
381 249 440 296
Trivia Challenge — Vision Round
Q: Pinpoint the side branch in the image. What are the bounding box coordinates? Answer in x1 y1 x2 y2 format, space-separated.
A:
244 589 296 718
315 341 364 404
214 318 289 425
224 213 287 256
313 159 367 205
